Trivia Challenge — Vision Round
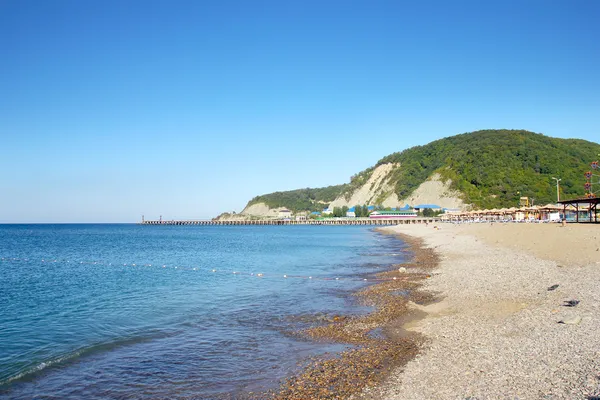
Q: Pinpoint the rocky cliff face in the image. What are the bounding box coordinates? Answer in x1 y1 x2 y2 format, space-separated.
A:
328 165 466 210
240 202 284 218
398 173 465 209
328 163 400 209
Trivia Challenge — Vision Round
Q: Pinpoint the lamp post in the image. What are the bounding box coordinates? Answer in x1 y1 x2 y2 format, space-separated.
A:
552 177 561 203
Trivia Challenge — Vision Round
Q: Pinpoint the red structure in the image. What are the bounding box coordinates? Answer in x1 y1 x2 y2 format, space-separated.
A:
558 160 600 223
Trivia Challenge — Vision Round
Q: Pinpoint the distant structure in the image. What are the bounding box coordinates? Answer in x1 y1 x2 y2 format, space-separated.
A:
369 210 417 219
519 197 530 207
413 204 442 212
584 160 599 198
278 209 292 218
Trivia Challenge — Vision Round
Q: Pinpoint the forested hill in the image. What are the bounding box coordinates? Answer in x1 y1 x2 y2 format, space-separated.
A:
243 130 600 213
372 129 600 209
246 185 348 213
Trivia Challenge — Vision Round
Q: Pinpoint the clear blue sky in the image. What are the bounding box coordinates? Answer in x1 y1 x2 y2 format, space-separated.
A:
1 0 598 222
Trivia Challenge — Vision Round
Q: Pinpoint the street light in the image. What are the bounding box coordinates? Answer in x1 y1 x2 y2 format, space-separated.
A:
552 177 561 203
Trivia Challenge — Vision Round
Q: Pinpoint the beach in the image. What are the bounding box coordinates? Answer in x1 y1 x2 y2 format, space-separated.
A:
363 222 600 399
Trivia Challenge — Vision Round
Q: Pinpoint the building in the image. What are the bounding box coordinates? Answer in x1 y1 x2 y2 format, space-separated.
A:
278 209 292 218
369 210 417 219
413 204 442 212
442 208 461 213
346 207 356 218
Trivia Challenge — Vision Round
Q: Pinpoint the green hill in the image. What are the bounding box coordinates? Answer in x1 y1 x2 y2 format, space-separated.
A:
246 184 348 213
244 130 600 212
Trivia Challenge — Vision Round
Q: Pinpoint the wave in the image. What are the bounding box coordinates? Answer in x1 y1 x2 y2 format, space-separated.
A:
0 329 169 388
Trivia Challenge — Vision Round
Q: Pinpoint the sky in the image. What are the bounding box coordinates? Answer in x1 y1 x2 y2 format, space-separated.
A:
1 0 599 223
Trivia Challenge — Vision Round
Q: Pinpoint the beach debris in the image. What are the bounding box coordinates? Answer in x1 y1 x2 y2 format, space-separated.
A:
562 300 580 307
558 315 582 325
547 284 559 291
398 267 407 273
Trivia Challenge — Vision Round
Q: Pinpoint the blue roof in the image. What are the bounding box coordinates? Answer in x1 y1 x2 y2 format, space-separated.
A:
415 204 442 209
311 211 321 214
367 206 375 211
348 207 355 212
399 204 412 210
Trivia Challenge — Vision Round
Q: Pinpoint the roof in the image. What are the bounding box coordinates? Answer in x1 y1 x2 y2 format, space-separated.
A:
399 204 412 210
414 204 442 209
367 206 375 210
348 207 355 212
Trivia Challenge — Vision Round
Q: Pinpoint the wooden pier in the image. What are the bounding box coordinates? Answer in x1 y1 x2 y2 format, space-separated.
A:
141 218 437 226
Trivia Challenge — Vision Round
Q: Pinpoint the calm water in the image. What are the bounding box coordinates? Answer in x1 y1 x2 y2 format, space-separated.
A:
0 224 407 399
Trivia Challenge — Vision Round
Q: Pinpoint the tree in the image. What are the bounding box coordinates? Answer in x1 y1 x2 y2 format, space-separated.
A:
354 205 362 217
422 208 434 217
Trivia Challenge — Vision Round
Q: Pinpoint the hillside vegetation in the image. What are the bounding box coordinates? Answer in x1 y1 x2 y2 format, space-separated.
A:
374 129 600 209
246 185 347 212
244 130 600 212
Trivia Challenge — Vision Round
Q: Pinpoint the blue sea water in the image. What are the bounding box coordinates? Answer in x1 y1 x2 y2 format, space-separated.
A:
0 224 407 399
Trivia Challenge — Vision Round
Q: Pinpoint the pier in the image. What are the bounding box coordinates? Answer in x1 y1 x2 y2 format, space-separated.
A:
140 218 437 226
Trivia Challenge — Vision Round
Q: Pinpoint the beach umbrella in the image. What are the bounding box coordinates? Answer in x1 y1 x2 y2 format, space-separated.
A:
541 203 561 210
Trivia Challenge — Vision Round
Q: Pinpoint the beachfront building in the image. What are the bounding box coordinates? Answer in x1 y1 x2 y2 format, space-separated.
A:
346 207 356 218
278 209 292 218
443 208 461 214
322 207 332 215
369 210 417 219
413 204 442 212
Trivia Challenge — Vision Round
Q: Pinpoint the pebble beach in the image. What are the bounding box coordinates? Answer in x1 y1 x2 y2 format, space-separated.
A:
366 222 600 400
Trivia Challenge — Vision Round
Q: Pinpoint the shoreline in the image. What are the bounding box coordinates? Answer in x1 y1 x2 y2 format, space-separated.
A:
264 230 439 399
369 223 600 399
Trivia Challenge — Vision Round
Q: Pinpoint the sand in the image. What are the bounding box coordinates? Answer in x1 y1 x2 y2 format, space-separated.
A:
364 222 600 400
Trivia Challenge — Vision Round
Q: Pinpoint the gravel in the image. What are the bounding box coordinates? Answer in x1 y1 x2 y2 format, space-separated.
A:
370 224 600 400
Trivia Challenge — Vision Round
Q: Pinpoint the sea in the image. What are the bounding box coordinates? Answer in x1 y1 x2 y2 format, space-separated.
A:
0 224 407 399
